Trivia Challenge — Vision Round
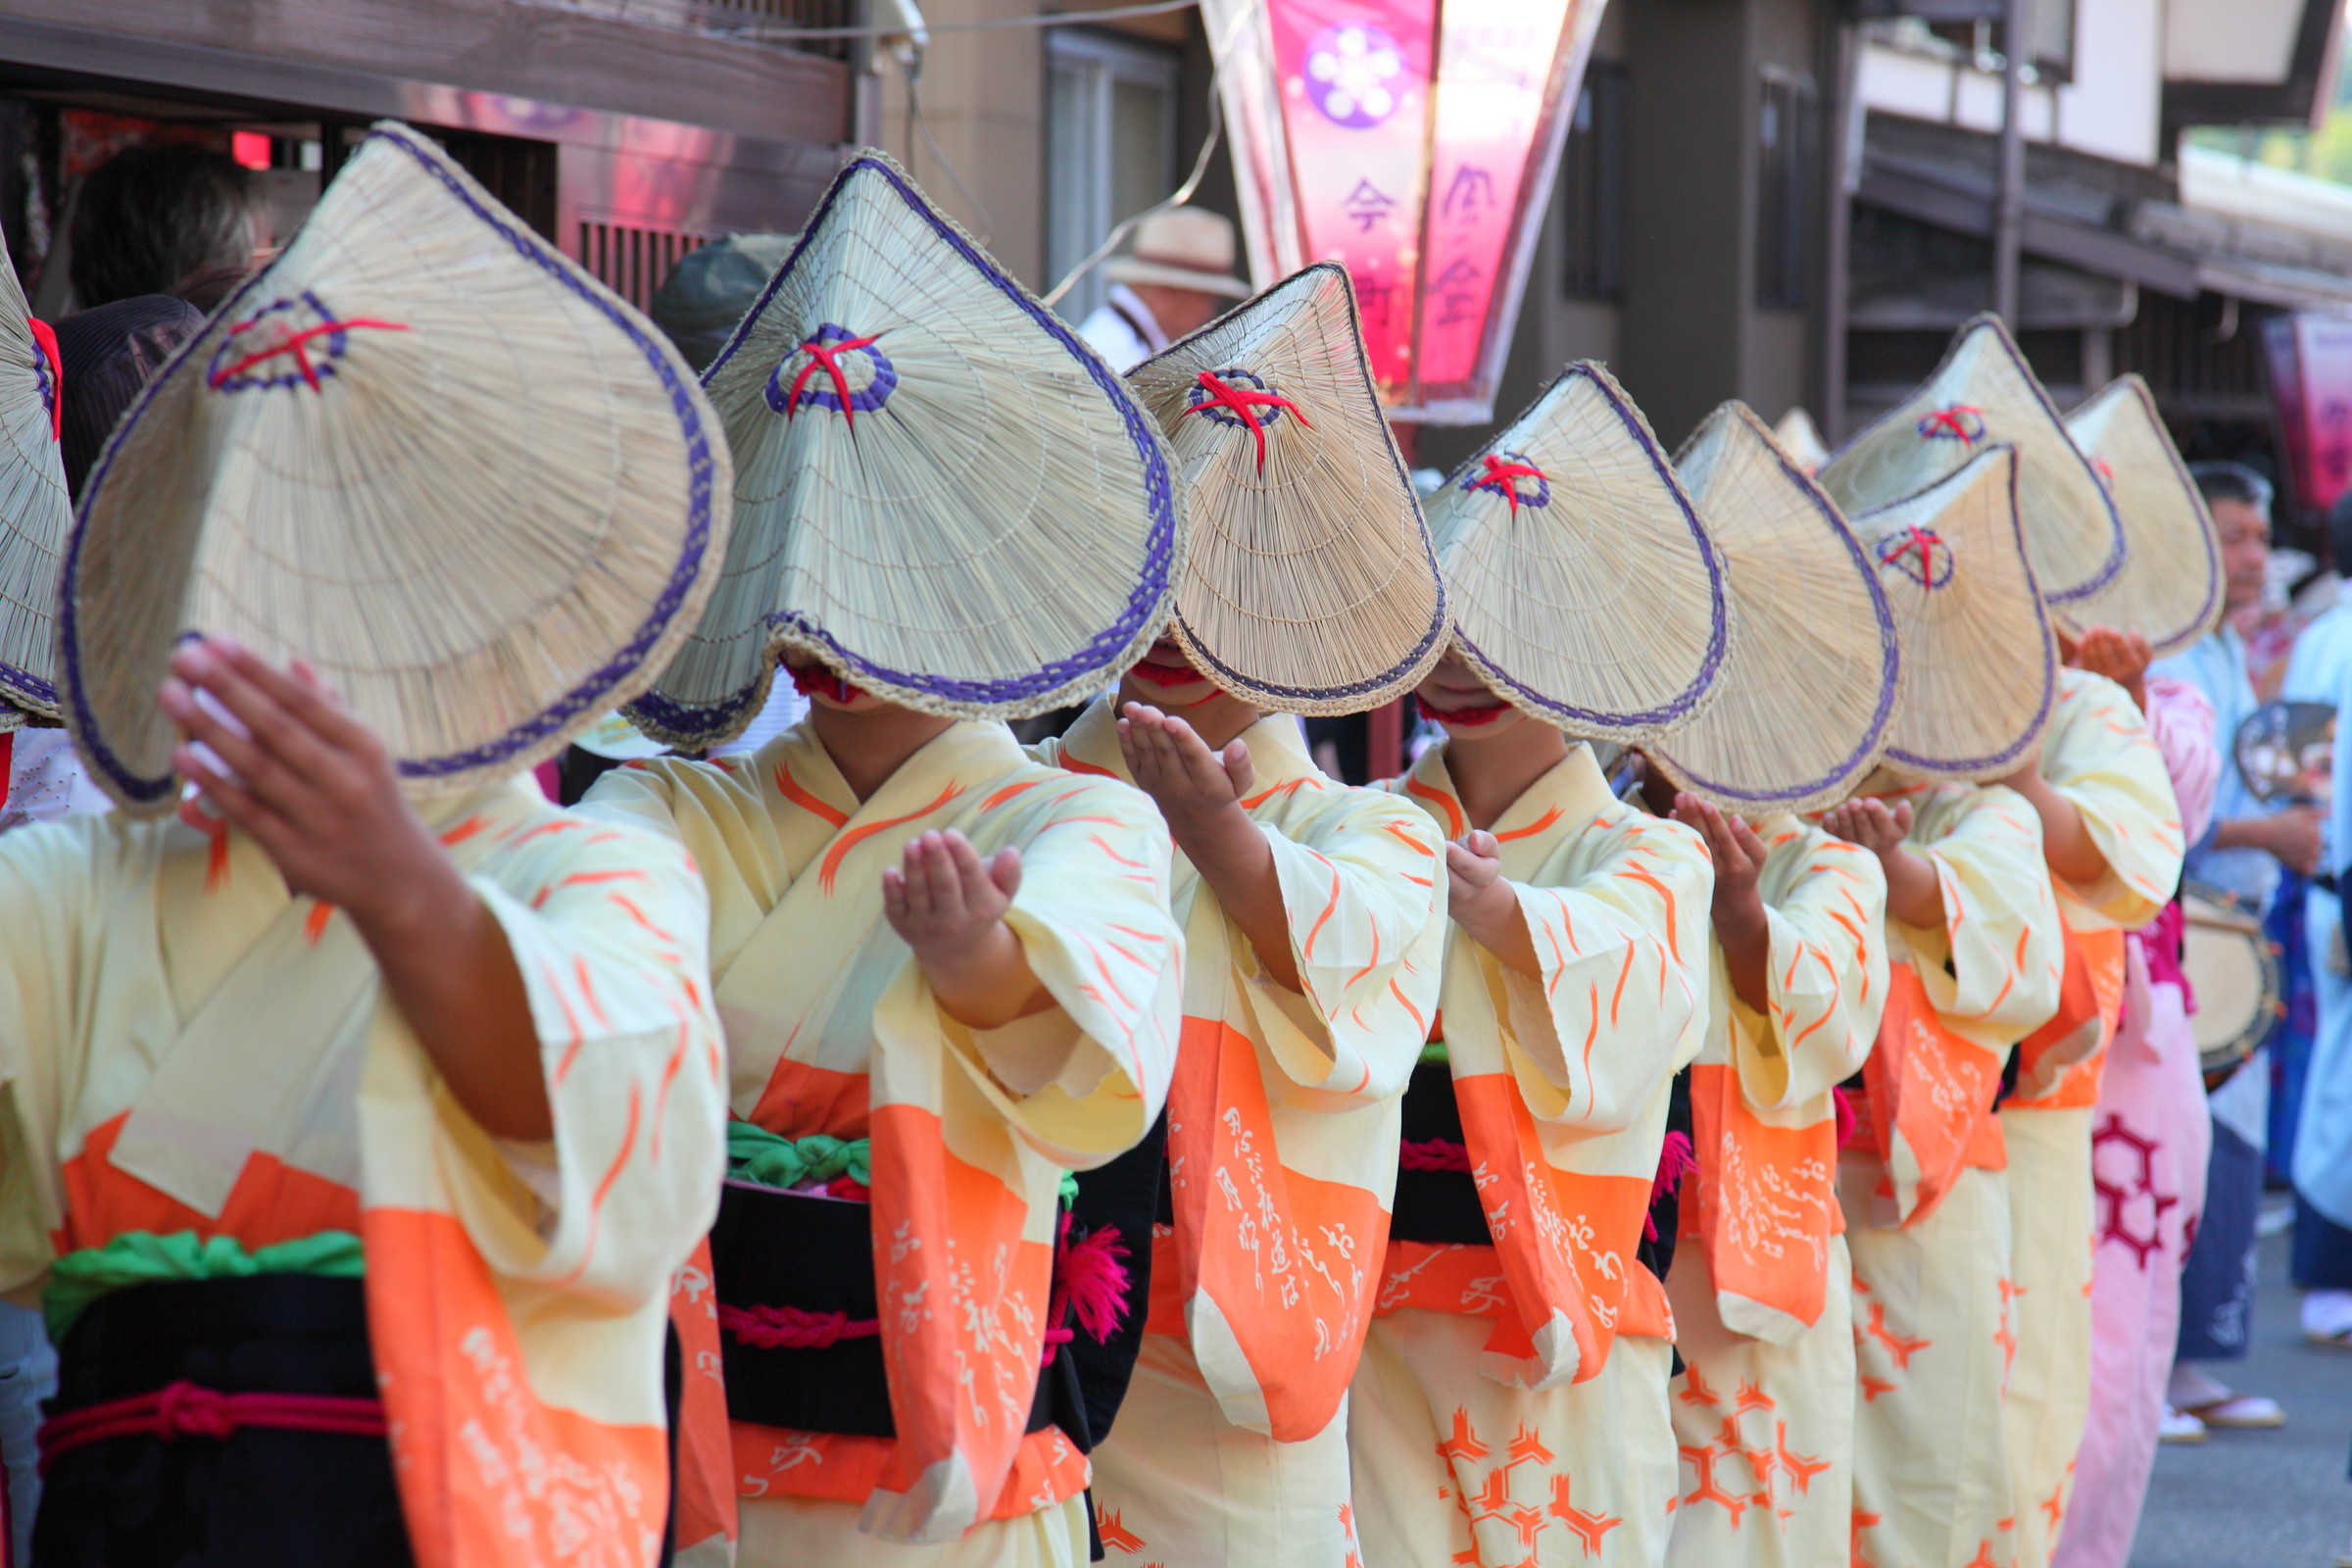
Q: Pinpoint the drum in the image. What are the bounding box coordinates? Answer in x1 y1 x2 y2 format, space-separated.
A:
2180 880 2283 1088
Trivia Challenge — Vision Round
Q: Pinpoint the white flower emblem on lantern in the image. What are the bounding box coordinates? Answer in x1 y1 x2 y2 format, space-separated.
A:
1305 23 1404 127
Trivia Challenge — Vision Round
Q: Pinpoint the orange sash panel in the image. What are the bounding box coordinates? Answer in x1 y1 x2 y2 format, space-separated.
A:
730 1423 1090 1515
1164 1017 1390 1441
867 1102 1054 1515
1687 1063 1838 1332
1449 1071 1655 1383
668 1240 738 1556
365 1207 670 1568
1374 1241 1674 1342
2008 925 2128 1110
1863 962 2007 1226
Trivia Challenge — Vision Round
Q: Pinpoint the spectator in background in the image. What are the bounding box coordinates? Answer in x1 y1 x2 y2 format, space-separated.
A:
51 293 204 499
1076 208 1250 373
2152 461 2318 1435
2291 488 2352 1348
66 143 255 312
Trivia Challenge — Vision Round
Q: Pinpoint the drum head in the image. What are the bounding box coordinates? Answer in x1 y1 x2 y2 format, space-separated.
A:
2180 880 2281 1079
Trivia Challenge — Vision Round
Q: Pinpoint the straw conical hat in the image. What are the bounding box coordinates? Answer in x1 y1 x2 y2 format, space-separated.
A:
629 152 1180 742
1819 315 2123 612
1421 363 1729 742
0 232 69 732
1124 263 1444 714
61 122 731 815
2061 374 2223 656
1847 446 2056 781
1649 403 1900 813
1773 406 1831 474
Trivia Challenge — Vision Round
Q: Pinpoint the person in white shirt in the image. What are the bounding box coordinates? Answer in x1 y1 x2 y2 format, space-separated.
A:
1075 207 1250 372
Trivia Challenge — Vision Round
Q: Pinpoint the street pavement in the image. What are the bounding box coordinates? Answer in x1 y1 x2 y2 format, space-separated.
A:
2132 1206 2352 1567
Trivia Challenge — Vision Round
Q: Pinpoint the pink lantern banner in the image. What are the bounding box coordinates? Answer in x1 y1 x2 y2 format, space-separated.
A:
2263 311 2352 517
1204 0 1604 422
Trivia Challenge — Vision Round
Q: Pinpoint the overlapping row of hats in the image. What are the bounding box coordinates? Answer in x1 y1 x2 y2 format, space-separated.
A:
0 122 2221 810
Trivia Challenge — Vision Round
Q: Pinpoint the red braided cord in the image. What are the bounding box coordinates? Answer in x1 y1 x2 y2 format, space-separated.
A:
208 318 411 392
784 333 883 427
718 1301 882 1349
1919 404 1984 440
1478 453 1546 518
1398 1137 1471 1172
38 1380 386 1476
1180 370 1312 473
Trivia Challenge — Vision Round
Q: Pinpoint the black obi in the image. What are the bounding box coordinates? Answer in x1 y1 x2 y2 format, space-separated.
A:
34 1275 410 1568
709 1180 1093 1446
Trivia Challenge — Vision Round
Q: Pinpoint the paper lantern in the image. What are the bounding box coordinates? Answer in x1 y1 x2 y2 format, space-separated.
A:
1202 0 1606 422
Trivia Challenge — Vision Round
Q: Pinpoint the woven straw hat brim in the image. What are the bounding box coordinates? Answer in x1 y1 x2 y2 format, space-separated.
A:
1820 314 2124 608
61 122 732 816
1101 256 1252 299
0 231 71 724
1423 363 1730 743
1773 407 1831 474
1127 263 1446 716
628 151 1181 744
1848 445 2057 781
1649 403 1902 814
2061 374 2224 656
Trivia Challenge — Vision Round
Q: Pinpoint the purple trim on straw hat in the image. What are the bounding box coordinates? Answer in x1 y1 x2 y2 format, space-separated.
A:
1659 436 1903 806
1147 261 1448 710
1878 446 2060 776
60 122 722 805
1446 364 1730 730
661 152 1178 729
1821 312 2124 606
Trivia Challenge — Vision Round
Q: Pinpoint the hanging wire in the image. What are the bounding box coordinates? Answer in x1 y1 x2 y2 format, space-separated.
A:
902 51 999 246
1038 0 1246 308
715 0 1198 42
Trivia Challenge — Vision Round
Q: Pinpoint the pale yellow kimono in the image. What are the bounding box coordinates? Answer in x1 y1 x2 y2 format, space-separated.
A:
582 717 1186 1567
0 779 728 1568
1665 820 1887 1568
1836 782 2061 1568
1348 740 1714 1568
1034 699 1446 1568
2001 669 2180 1568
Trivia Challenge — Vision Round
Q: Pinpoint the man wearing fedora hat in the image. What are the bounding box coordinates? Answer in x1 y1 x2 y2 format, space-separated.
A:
1077 208 1251 372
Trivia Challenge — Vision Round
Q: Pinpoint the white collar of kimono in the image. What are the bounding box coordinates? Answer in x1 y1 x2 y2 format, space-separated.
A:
1407 735 1614 843
1057 698 1321 793
758 716 1030 824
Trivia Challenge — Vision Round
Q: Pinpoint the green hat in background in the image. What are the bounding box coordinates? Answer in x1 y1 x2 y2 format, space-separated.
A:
652 233 799 371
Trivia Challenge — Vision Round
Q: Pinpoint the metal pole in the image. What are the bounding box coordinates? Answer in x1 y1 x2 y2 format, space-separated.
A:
1992 0 2026 325
1820 19 1858 444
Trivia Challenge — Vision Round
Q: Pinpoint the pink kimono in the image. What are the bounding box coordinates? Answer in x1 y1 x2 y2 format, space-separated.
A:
2053 674 2218 1568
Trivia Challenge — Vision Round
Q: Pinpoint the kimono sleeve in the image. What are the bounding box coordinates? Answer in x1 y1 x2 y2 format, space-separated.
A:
2144 674 2219 849
1902 786 2065 1037
2043 673 2185 929
438 814 727 1314
1254 786 1446 1107
960 777 1185 1167
0 816 141 1297
1496 810 1713 1130
1728 828 1888 1111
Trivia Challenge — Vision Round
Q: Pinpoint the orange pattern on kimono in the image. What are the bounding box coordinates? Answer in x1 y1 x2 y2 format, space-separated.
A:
0 781 729 1568
1037 701 1445 1441
1825 781 2064 1229
2008 669 2181 1111
1685 822 1888 1346
584 718 1183 1545
1375 741 1713 1389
